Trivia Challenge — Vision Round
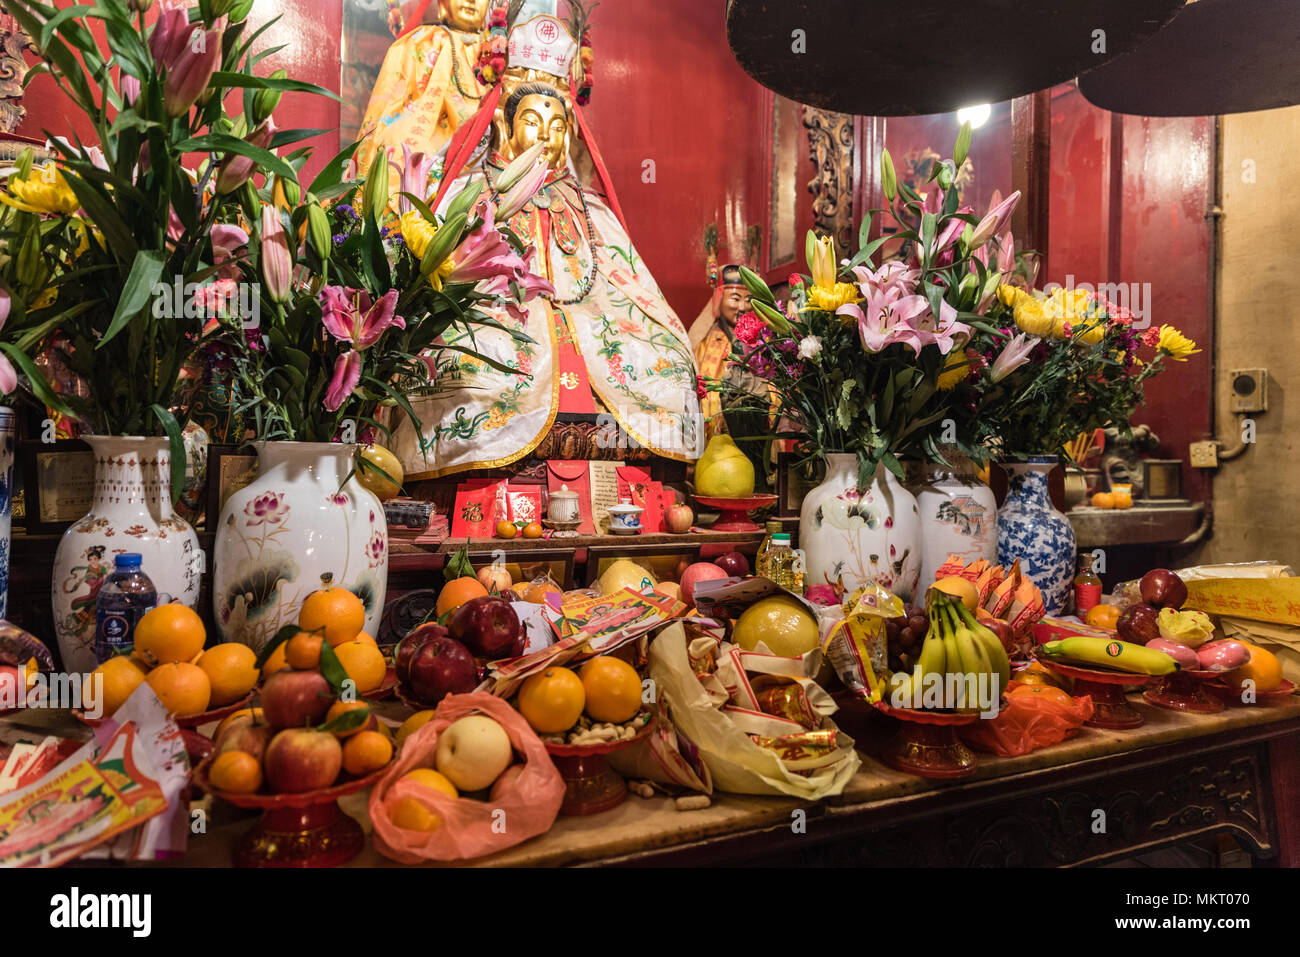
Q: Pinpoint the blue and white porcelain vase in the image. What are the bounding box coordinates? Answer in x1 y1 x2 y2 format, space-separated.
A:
996 457 1075 616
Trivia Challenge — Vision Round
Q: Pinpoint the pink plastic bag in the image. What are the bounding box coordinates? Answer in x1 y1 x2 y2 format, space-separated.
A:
369 692 564 862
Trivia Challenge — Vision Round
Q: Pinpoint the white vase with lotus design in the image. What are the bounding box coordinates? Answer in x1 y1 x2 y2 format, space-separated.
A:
799 453 922 600
212 442 387 652
52 436 202 674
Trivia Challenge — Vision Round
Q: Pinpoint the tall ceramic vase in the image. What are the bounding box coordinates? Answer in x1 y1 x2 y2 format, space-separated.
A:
799 453 922 600
910 460 998 588
996 457 1076 616
52 436 202 674
212 442 387 652
0 407 13 619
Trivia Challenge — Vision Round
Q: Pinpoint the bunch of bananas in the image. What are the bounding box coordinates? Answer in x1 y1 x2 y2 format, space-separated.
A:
1039 635 1177 675
889 592 1011 712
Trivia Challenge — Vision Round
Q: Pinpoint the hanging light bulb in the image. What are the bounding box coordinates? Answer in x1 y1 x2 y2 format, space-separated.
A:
956 103 992 129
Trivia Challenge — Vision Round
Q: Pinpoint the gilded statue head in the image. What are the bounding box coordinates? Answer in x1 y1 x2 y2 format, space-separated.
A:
438 0 490 32
502 81 570 170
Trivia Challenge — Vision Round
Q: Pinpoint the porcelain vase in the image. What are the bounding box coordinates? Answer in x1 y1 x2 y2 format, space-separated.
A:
52 436 202 673
799 453 922 600
212 442 387 652
996 457 1077 616
910 461 998 588
0 407 13 619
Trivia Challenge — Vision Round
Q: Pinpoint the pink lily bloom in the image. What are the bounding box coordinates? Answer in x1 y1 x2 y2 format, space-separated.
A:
212 223 248 279
912 297 971 355
0 290 15 395
969 190 1021 249
392 144 437 214
446 201 530 285
215 120 276 195
119 71 141 107
151 7 222 117
920 186 944 217
320 287 404 412
990 332 1037 382
995 230 1016 275
851 261 918 298
260 206 293 304
838 285 930 354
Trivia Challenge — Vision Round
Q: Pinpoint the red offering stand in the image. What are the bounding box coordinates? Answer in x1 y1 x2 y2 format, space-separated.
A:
1033 654 1160 730
871 700 981 779
361 667 398 701
1205 678 1296 706
692 494 778 533
544 714 657 815
1143 669 1225 714
74 691 255 733
194 754 390 868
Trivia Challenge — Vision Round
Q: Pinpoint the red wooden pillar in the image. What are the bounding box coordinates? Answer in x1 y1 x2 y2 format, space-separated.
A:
1011 90 1052 281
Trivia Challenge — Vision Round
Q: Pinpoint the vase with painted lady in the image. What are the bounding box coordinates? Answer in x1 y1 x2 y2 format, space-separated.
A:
908 456 998 589
996 456 1076 616
212 442 387 652
51 436 202 674
798 453 922 601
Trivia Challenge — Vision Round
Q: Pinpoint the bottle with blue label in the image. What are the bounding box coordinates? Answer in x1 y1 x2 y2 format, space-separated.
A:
93 553 158 663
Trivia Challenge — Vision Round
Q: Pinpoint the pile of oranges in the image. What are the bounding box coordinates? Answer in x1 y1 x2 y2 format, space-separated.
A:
262 584 387 694
82 605 259 719
516 656 644 738
1090 490 1133 509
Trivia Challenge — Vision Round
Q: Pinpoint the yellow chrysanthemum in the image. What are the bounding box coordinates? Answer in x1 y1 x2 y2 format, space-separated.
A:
997 284 1028 308
33 287 58 310
398 210 437 260
1013 298 1054 337
1076 319 1106 345
2 166 79 216
936 353 969 390
808 281 860 313
1156 324 1200 361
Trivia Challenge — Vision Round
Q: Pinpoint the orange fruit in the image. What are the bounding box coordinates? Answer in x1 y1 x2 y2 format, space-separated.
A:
1091 492 1115 509
391 768 458 831
333 639 387 694
82 655 148 718
353 630 377 647
516 666 585 733
1085 604 1122 630
579 657 642 723
522 522 543 539
395 710 435 749
208 750 263 793
261 641 289 679
1111 491 1133 509
144 661 212 717
133 604 206 668
1009 684 1074 708
930 575 979 611
215 707 263 740
197 643 259 707
324 699 372 738
342 730 392 776
1224 643 1284 694
436 576 489 618
1014 661 1070 691
298 585 365 646
496 520 518 539
285 630 324 669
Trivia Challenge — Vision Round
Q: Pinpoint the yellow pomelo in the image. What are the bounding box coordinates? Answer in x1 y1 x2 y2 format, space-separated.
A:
732 596 821 657
695 435 755 498
596 559 657 596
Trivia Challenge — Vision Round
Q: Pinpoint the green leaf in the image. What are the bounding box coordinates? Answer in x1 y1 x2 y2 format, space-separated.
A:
150 404 187 508
307 140 362 196
445 545 474 583
254 624 301 671
318 636 350 695
176 133 299 183
97 249 164 349
208 70 343 102
63 173 136 257
0 343 70 413
954 121 972 169
318 703 372 736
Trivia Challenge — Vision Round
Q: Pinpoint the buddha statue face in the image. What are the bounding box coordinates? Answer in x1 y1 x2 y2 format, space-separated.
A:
438 0 490 32
718 285 752 327
504 88 570 170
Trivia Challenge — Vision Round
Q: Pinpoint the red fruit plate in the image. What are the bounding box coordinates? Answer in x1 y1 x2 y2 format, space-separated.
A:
692 494 778 533
361 667 398 701
543 713 657 815
193 753 391 868
1142 668 1224 714
73 691 255 732
870 700 981 779
1033 651 1162 730
1204 678 1296 706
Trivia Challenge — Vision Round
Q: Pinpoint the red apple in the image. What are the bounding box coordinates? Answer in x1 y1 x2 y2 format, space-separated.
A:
665 504 694 534
448 596 523 661
260 669 334 730
404 635 479 707
680 562 729 608
264 728 343 793
396 622 448 686
982 617 1016 653
714 551 750 577
1116 603 1161 645
1139 569 1188 610
216 718 272 761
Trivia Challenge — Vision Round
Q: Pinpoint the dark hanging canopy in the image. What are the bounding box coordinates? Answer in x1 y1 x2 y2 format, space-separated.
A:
1078 0 1300 116
725 0 1185 115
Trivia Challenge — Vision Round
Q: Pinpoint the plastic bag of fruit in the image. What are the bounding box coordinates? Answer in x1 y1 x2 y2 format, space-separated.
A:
959 682 1094 757
369 692 564 862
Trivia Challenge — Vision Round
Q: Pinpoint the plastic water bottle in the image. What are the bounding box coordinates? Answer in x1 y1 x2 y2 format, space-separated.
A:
93 554 158 663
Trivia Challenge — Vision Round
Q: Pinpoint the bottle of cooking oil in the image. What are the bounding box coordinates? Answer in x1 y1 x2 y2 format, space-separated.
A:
755 520 784 579
765 533 804 593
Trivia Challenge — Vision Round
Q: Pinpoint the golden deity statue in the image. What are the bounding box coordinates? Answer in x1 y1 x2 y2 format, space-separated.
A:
390 1 703 478
350 0 493 207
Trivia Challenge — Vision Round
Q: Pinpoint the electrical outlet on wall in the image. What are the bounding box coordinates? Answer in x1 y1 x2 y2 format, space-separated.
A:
1229 368 1268 413
1189 441 1219 468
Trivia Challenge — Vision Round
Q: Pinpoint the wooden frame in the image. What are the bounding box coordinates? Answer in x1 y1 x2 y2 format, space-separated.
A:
19 439 93 535
775 451 823 520
584 542 701 589
204 443 258 530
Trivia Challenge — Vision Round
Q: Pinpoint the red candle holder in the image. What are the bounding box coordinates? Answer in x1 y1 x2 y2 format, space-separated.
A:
544 715 657 815
1034 654 1160 730
1143 669 1225 714
872 700 980 779
692 494 778 533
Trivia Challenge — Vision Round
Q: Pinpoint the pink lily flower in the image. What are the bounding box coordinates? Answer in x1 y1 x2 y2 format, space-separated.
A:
260 206 293 304
838 285 929 354
446 202 531 285
0 290 15 395
851 261 918 298
920 186 944 217
990 332 1037 382
995 230 1016 276
912 297 970 355
119 71 141 107
969 190 1021 249
319 287 405 412
392 144 437 214
496 156 548 221
215 120 276 195
212 223 248 280
151 7 222 117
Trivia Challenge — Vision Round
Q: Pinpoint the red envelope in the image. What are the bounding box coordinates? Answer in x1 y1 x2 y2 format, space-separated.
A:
546 460 596 534
553 309 597 414
451 479 506 538
617 466 665 533
506 484 543 525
